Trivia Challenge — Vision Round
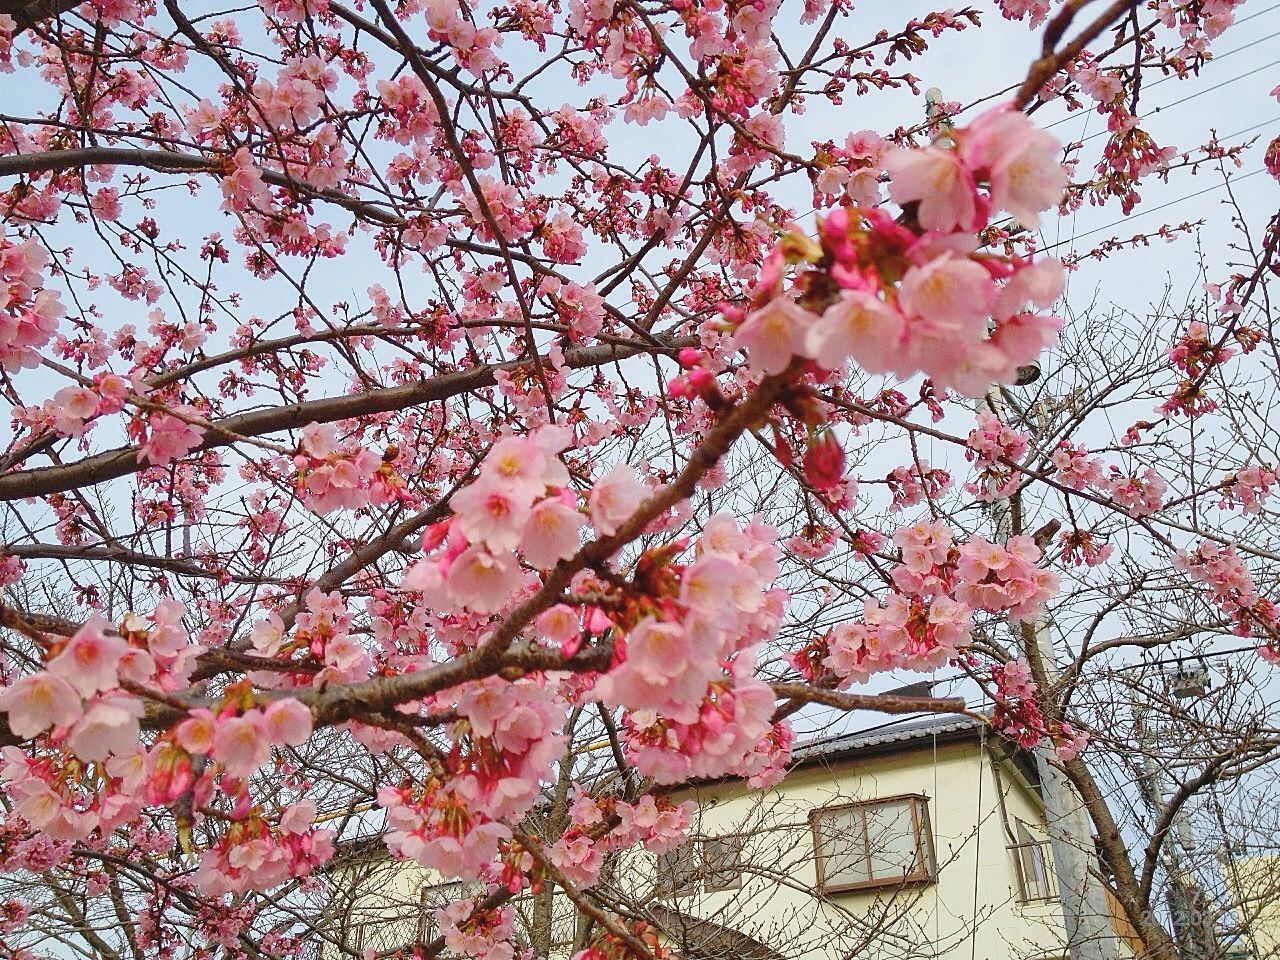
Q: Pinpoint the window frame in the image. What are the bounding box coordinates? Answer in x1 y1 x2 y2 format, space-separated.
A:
655 841 702 898
1010 820 1057 903
654 835 747 898
809 794 937 895
701 835 744 893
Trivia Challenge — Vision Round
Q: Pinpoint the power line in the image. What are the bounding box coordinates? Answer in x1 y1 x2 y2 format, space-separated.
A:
1067 57 1280 148
1043 18 1280 131
1043 167 1266 252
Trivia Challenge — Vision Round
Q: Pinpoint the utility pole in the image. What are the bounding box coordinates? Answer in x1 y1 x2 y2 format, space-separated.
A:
924 88 1121 960
1132 681 1221 960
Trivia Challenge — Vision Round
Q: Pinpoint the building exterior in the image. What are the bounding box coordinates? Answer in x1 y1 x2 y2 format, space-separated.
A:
1227 853 1280 958
322 715 1087 960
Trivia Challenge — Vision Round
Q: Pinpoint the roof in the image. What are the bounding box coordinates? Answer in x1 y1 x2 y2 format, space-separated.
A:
783 712 1041 793
792 713 985 764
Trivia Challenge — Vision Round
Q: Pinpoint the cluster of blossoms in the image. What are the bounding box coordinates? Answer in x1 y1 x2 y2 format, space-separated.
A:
293 422 407 513
728 104 1067 397
172 694 312 782
791 522 1057 688
1058 527 1114 568
13 371 131 441
1161 319 1242 417
551 792 694 889
1219 464 1277 515
0 230 65 373
190 800 335 895
812 129 889 206
887 460 952 512
965 412 1030 501
592 515 791 785
437 899 519 960
403 426 587 614
133 407 205 467
1174 542 1280 658
0 607 203 842
989 660 1088 760
379 677 566 880
1049 442 1167 519
0 617 149 761
571 924 676 960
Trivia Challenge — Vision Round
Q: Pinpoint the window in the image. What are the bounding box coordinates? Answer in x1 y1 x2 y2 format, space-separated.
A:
655 842 701 897
810 796 935 894
654 836 745 897
1011 821 1057 902
702 836 743 892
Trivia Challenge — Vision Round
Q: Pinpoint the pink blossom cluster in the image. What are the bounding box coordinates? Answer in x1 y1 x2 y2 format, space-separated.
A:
1058 528 1114 568
1049 443 1167 518
1101 466 1167 518
812 129 888 206
452 677 568 821
294 422 406 514
551 791 695 888
956 535 1059 624
436 900 518 960
823 594 972 686
798 522 1058 688
402 427 584 615
965 412 1029 501
991 658 1046 749
379 772 517 882
571 923 674 960
1174 542 1280 655
594 515 781 721
0 553 23 586
622 667 777 785
0 744 144 843
174 697 312 781
252 589 372 687
886 460 952 511
0 618 145 760
190 800 335 895
729 104 1067 396
14 371 131 441
1219 465 1277 515
374 679 564 880
0 230 64 373
135 407 205 467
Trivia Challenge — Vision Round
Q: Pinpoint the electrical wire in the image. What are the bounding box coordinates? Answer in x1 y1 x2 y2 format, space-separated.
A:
1041 167 1266 251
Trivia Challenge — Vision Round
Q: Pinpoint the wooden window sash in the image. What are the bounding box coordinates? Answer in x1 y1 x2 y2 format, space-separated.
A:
811 795 936 896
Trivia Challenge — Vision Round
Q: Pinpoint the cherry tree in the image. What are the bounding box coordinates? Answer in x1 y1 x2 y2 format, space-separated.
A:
0 0 1278 957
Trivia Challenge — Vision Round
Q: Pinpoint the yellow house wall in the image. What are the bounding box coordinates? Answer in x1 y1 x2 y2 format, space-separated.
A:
1229 854 1280 957
636 738 1068 960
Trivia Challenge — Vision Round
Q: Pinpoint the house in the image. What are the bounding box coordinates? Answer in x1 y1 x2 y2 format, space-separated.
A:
1225 852 1280 958
320 714 1081 960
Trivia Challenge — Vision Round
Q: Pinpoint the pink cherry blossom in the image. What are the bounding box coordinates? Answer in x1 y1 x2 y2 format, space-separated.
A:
883 146 978 232
519 497 585 568
262 699 313 746
47 618 127 697
66 694 145 762
588 465 646 537
138 409 204 466
212 713 272 779
451 476 535 552
0 673 82 738
732 297 816 376
446 545 522 613
805 290 905 373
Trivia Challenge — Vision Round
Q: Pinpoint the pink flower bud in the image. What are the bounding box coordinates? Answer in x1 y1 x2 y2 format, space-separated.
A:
803 431 846 491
